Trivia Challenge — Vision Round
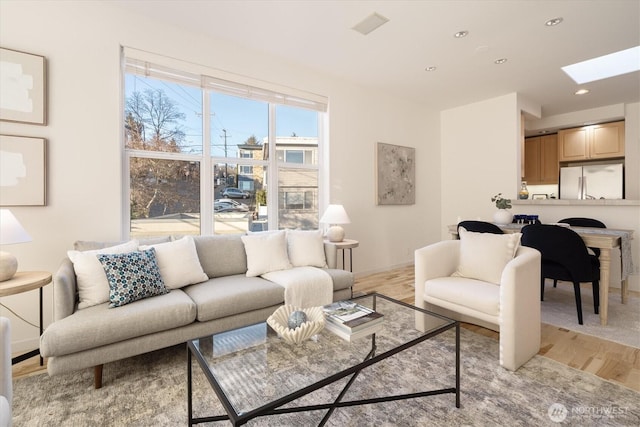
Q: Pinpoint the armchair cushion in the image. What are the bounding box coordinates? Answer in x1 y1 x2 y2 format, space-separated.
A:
454 227 521 285
424 276 500 317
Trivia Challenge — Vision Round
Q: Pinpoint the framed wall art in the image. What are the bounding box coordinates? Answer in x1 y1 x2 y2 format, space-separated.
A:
375 142 415 205
0 135 47 206
0 47 47 125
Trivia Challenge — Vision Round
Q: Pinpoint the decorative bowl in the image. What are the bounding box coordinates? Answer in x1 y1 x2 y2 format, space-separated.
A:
266 305 325 345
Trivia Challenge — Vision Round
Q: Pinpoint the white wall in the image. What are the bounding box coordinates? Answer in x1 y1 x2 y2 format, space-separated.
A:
0 1 440 350
440 93 522 235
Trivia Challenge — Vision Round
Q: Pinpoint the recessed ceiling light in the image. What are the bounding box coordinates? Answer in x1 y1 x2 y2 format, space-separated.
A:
454 30 468 38
425 66 437 72
352 12 390 35
562 45 640 84
545 17 563 27
575 89 590 95
494 58 507 64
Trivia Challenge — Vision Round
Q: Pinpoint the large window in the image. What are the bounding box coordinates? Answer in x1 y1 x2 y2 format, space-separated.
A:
123 49 326 237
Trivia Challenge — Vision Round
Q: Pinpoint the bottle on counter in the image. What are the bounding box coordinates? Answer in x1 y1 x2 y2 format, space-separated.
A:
519 181 529 200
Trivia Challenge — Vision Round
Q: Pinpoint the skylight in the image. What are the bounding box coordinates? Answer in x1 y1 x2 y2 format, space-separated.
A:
562 46 640 84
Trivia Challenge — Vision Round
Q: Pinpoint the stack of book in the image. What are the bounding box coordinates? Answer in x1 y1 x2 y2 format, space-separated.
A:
322 301 384 342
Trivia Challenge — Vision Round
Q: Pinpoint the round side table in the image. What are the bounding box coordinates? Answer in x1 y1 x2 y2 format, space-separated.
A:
0 271 52 365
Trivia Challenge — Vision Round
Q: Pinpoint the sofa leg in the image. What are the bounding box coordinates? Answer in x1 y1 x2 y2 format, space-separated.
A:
94 365 103 389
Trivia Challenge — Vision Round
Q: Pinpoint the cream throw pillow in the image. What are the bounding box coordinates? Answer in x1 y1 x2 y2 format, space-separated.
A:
68 240 139 309
454 227 521 285
241 230 292 277
139 235 208 289
286 230 328 268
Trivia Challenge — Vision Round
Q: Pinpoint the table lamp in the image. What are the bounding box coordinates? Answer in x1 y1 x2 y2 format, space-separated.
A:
320 204 351 242
0 209 32 281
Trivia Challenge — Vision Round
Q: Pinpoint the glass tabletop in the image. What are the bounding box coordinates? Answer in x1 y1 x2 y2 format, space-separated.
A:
189 293 455 418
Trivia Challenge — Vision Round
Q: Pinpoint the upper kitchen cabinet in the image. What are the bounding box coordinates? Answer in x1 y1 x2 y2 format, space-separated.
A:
558 121 625 162
524 134 558 184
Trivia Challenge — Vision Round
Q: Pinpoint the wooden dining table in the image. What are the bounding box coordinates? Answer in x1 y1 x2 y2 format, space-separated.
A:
448 223 635 326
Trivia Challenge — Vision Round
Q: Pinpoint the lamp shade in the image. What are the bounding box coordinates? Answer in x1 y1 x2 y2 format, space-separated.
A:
0 209 32 245
320 205 351 242
319 204 351 225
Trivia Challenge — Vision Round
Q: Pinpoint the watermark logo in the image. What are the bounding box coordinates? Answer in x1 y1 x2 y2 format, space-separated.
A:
548 403 629 423
548 403 568 423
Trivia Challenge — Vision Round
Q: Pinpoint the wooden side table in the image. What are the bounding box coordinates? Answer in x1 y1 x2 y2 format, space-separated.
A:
0 271 52 365
326 239 359 272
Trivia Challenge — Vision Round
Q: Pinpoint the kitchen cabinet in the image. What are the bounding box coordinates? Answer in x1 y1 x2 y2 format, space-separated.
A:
558 121 625 162
524 134 558 184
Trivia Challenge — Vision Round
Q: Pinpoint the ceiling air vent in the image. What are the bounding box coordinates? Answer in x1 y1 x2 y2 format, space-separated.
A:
352 12 390 35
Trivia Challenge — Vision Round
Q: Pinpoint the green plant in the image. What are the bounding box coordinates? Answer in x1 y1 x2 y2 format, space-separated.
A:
255 188 267 206
491 193 512 209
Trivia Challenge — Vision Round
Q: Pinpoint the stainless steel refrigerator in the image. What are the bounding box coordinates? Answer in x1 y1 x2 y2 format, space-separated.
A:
559 162 624 200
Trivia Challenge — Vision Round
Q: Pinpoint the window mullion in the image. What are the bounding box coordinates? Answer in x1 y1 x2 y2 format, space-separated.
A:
268 103 278 230
201 88 212 236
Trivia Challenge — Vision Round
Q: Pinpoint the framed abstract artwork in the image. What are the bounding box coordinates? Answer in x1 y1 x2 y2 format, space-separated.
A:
0 47 47 125
0 135 47 206
375 142 415 205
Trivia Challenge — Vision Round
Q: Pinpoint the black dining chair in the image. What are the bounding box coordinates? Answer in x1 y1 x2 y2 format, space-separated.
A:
457 220 503 235
521 224 599 325
558 217 606 258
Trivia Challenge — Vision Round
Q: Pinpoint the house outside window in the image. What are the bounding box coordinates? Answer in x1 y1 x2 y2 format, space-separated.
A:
123 48 327 237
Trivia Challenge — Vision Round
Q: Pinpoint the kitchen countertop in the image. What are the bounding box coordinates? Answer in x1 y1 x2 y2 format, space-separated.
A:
512 199 640 206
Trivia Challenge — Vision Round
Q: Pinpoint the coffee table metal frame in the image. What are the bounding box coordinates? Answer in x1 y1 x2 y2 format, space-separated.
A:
187 293 460 426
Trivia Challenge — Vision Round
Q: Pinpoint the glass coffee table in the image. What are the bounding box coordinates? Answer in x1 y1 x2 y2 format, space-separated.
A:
187 293 459 426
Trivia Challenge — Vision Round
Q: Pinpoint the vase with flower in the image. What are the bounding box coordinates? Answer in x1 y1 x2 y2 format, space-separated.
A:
491 193 513 225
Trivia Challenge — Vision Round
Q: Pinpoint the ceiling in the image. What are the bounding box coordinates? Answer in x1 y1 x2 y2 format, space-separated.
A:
115 0 639 119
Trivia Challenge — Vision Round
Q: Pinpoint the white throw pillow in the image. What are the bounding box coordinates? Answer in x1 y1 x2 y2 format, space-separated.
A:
454 227 521 285
139 235 208 289
68 240 139 309
241 230 292 277
287 230 327 268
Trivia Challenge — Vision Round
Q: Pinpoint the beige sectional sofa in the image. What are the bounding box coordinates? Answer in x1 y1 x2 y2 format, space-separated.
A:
40 233 353 388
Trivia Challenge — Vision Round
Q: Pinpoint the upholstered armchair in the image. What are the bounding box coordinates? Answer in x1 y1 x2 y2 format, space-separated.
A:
1 317 11 427
414 230 541 371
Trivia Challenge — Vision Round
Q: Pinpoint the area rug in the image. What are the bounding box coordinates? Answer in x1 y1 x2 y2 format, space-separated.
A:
540 282 640 348
13 327 639 426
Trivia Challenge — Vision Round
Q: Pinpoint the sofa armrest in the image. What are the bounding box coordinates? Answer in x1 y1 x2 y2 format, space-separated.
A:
323 242 338 269
499 246 541 370
53 258 78 321
414 240 460 306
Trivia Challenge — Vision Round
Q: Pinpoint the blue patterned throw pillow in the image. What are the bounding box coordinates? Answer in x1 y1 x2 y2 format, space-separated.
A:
98 248 168 308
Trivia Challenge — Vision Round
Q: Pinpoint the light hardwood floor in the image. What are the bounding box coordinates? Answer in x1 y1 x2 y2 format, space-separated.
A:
13 265 640 392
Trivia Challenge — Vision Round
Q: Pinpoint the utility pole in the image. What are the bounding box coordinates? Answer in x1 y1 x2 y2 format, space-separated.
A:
221 129 230 185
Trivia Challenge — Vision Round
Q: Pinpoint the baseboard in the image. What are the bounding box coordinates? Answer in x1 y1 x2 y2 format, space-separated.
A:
11 337 40 355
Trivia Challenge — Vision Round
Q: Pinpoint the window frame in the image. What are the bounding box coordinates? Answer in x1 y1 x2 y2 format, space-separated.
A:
121 47 327 238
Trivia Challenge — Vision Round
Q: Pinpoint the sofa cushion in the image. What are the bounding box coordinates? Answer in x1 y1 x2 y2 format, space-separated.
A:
40 289 196 357
140 236 208 289
322 269 354 292
453 227 521 285
241 230 292 277
287 230 328 268
424 276 500 317
73 236 171 251
183 275 285 322
67 239 140 309
194 235 247 278
98 248 169 308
